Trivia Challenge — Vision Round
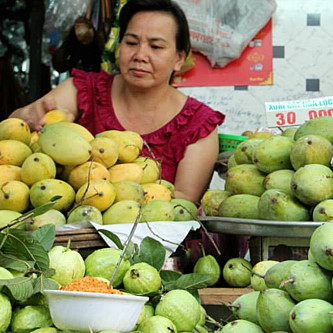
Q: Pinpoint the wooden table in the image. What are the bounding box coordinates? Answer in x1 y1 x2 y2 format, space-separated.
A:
199 288 254 305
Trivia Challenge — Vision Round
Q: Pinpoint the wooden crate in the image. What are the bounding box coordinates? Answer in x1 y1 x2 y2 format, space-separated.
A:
199 288 254 305
54 227 107 250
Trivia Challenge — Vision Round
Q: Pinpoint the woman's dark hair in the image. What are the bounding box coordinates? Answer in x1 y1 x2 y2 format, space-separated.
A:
119 0 191 57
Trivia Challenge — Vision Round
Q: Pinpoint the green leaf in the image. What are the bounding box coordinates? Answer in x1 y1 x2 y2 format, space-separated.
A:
98 229 123 249
162 280 178 291
0 253 34 272
32 225 55 251
0 229 49 271
160 270 182 283
175 273 212 290
133 237 166 271
33 275 59 294
0 276 34 301
41 268 56 278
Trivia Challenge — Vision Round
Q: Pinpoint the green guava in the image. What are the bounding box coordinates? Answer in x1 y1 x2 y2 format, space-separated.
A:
137 315 177 333
30 328 58 333
222 258 252 287
155 289 201 332
0 293 12 332
48 245 85 286
197 305 207 327
221 319 265 333
11 305 53 332
193 255 221 286
0 267 13 291
123 262 161 295
67 205 103 224
84 248 130 288
135 303 155 328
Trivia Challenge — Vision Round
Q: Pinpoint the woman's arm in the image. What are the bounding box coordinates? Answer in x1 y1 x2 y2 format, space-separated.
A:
9 78 79 131
173 128 219 204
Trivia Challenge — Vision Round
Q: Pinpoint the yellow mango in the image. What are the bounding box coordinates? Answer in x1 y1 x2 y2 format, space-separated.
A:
103 200 141 224
113 180 145 204
0 165 21 186
20 153 57 186
30 179 75 212
43 110 69 125
0 140 32 166
90 137 119 168
0 118 31 145
109 163 143 183
68 161 110 190
97 130 142 162
47 122 94 142
142 183 172 203
0 180 30 213
75 179 116 211
38 124 91 166
133 156 160 183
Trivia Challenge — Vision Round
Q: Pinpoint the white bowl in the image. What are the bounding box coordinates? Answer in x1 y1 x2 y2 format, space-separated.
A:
44 289 149 332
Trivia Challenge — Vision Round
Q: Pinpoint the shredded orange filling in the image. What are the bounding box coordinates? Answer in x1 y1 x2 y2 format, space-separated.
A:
61 276 123 294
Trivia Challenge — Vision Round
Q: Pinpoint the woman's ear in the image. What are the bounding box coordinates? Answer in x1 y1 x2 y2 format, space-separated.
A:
173 50 187 72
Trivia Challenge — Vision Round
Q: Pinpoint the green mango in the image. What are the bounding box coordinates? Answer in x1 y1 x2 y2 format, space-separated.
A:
258 189 310 221
294 116 333 143
252 136 294 173
291 164 333 206
256 288 296 332
225 164 266 196
289 299 333 333
290 134 333 170
218 194 260 219
263 169 295 196
283 260 333 302
231 291 260 325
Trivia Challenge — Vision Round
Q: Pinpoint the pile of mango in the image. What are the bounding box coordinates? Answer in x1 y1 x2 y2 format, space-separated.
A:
202 116 333 222
218 222 333 332
0 115 198 229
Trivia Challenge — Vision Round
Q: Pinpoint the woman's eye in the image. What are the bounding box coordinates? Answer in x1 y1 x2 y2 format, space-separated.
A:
126 41 137 46
151 45 162 49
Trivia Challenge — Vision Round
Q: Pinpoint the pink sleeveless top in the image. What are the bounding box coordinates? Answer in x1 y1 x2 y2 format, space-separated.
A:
72 69 225 183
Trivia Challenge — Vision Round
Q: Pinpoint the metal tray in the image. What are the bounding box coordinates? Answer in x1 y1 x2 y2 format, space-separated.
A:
200 216 324 238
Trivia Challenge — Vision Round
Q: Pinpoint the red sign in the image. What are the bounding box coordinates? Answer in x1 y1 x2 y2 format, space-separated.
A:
173 19 273 87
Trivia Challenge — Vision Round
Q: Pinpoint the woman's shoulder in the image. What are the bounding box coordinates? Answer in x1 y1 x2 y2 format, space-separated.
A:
71 68 113 84
181 96 225 127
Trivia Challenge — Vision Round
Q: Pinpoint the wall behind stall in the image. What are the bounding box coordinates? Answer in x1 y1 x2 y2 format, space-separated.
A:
180 0 333 189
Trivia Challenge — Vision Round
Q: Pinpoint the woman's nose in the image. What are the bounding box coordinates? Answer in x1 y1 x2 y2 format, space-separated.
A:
134 44 148 61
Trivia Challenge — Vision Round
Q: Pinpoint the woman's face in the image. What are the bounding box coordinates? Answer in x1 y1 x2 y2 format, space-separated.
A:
119 11 185 89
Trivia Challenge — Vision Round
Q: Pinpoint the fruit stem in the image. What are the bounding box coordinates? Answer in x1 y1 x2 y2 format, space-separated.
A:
66 239 71 251
200 243 206 257
279 278 294 289
205 314 224 329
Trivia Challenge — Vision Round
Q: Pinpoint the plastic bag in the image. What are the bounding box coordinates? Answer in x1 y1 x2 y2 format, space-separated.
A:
44 0 90 32
175 0 277 67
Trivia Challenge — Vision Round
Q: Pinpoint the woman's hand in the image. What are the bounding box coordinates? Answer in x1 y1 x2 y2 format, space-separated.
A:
9 78 79 131
10 97 59 131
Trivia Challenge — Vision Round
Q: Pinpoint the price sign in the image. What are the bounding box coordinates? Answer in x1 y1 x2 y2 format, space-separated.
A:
265 96 333 128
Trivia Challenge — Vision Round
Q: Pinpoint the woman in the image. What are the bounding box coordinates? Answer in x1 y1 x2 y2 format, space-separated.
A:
10 0 225 203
